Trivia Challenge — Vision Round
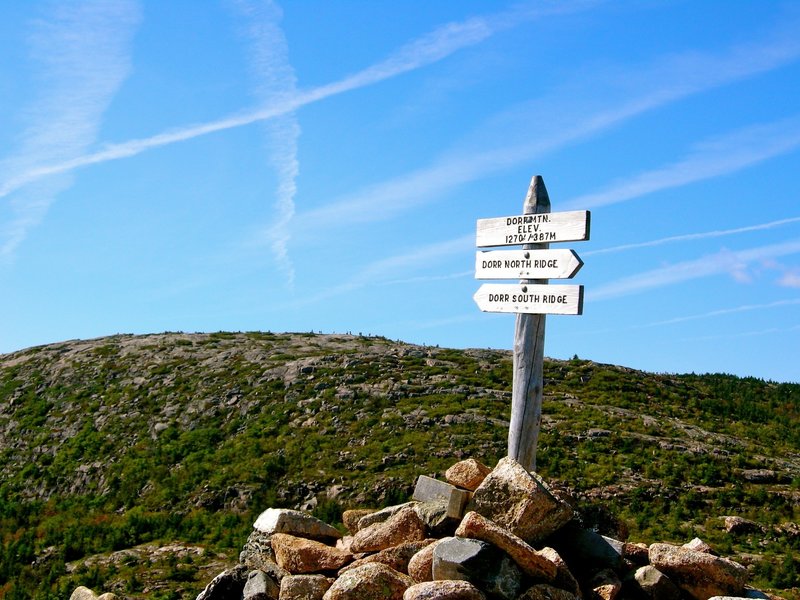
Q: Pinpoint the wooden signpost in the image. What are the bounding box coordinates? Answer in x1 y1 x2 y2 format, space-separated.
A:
473 176 589 471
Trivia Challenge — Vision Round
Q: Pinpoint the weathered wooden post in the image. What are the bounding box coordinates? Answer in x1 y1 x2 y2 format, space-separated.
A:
474 175 590 472
509 176 549 470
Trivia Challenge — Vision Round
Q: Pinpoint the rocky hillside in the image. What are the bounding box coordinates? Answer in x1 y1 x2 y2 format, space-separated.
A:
0 332 798 599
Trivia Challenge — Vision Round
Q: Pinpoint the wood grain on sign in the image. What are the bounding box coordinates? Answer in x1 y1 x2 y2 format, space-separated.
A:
475 248 583 280
476 210 590 247
473 283 584 315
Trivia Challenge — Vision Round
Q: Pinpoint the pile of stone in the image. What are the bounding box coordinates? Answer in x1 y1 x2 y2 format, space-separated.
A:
195 456 769 600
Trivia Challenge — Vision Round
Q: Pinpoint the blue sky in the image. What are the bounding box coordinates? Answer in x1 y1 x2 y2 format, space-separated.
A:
1 1 799 383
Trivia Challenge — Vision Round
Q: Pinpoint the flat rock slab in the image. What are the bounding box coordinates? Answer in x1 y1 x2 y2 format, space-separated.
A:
403 580 487 600
467 457 573 544
413 475 471 519
254 508 341 541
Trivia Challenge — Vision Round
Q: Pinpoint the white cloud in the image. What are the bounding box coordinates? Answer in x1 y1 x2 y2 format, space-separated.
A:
779 271 800 288
271 234 474 309
0 0 572 203
682 323 800 342
585 216 800 256
564 117 800 210
294 23 800 234
233 0 300 286
0 0 141 260
647 298 800 327
591 239 800 300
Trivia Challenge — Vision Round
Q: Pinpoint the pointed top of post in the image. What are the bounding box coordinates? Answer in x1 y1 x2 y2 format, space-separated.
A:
523 175 551 215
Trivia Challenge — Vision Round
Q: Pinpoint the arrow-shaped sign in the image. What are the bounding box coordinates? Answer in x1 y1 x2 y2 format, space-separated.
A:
475 248 583 280
476 210 590 247
473 283 584 315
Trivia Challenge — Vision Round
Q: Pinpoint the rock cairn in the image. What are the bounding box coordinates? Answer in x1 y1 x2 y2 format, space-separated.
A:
193 456 768 600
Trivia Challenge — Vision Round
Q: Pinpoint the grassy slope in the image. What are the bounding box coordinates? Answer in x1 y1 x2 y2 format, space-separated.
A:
0 332 798 599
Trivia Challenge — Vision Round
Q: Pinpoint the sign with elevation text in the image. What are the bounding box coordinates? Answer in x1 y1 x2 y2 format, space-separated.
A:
475 248 583 280
476 210 590 247
473 175 589 473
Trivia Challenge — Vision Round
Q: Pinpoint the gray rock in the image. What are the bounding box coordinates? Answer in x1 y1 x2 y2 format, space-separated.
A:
413 499 460 537
723 516 762 535
467 457 572 544
69 588 118 600
253 508 341 541
432 536 522 600
240 530 289 579
632 566 681 600
195 564 249 600
708 591 772 600
682 538 714 554
547 522 624 577
243 569 280 600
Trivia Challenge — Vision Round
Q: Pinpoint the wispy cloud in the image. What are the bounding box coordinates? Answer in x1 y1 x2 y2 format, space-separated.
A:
0 1 578 204
647 298 800 327
591 239 800 300
272 234 474 309
0 0 141 260
682 323 800 342
584 216 800 256
564 117 800 210
233 0 300 286
293 19 800 233
779 270 800 288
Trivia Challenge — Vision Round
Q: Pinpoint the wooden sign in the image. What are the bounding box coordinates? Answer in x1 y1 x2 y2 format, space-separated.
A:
476 210 590 247
475 248 583 280
473 283 584 315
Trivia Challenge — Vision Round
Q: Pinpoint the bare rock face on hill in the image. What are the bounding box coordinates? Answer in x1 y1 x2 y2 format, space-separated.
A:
190 457 768 600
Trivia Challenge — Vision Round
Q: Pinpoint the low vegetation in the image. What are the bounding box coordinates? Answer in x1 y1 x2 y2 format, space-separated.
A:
0 332 797 598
